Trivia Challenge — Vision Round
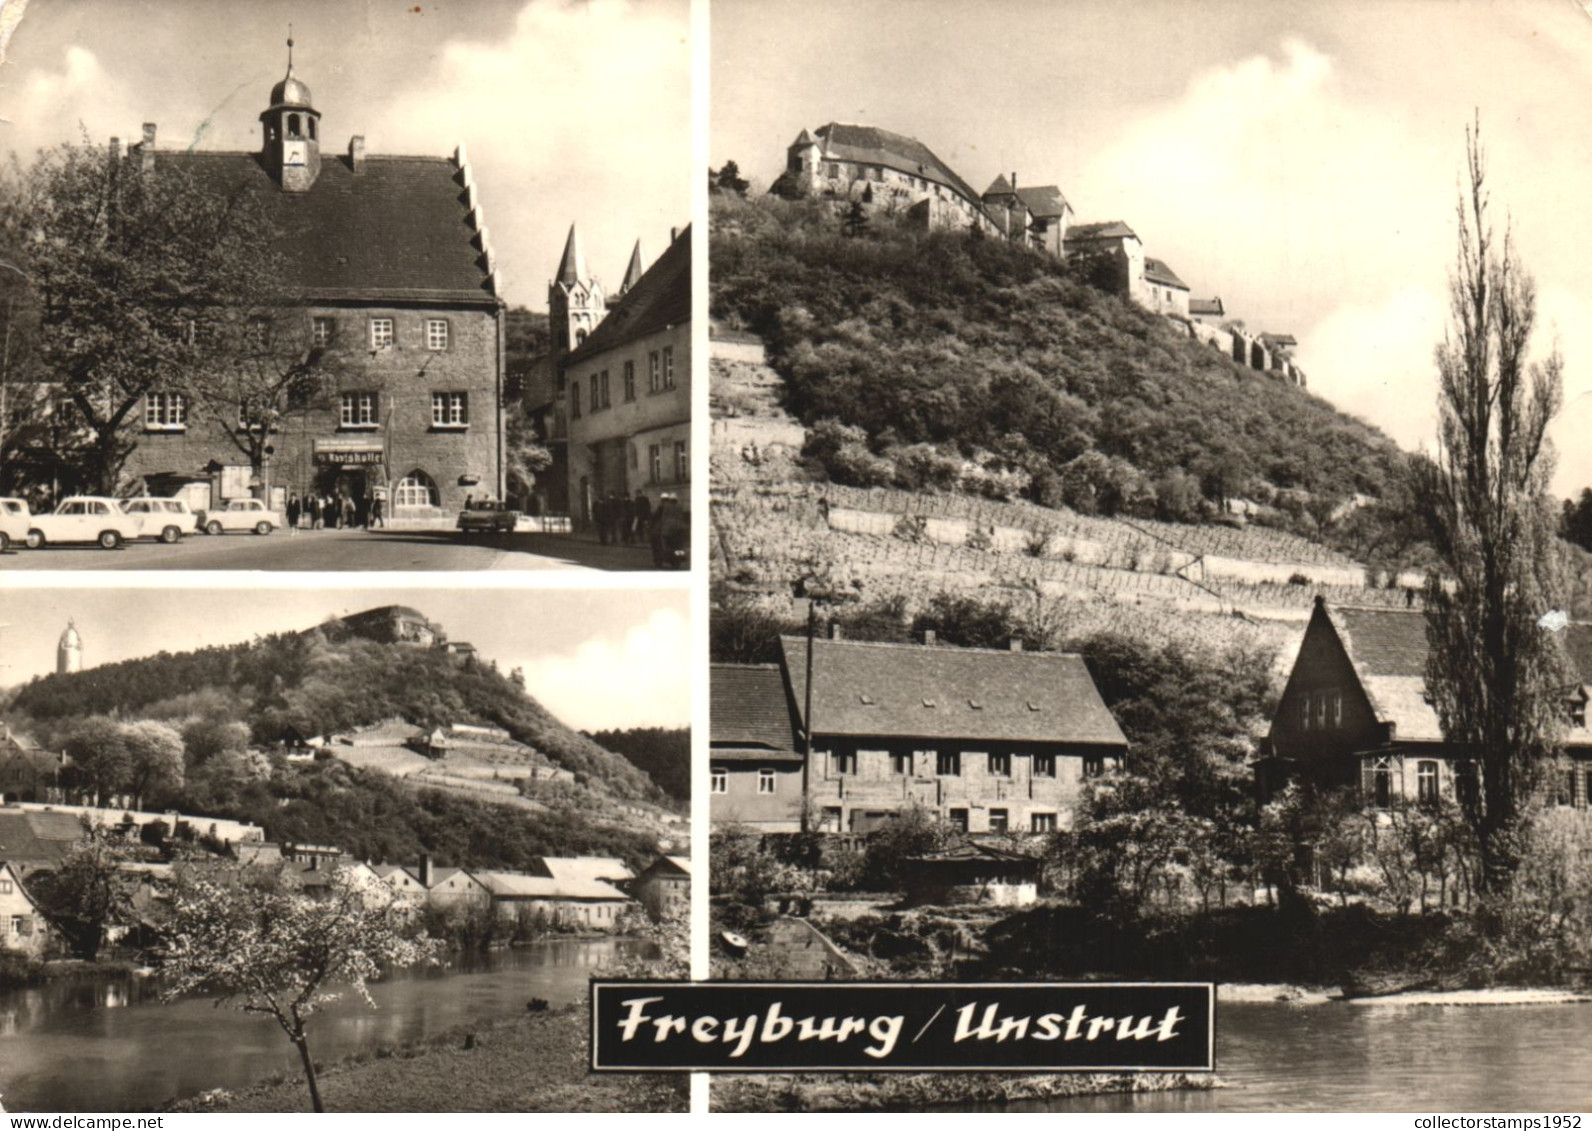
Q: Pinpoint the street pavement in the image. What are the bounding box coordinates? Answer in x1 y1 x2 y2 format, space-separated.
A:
0 526 666 572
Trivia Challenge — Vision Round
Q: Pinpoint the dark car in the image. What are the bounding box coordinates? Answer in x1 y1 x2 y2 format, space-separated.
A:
457 499 522 534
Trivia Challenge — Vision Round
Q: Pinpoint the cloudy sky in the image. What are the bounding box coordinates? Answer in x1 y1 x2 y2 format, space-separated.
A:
713 0 1592 500
0 0 690 311
0 585 691 732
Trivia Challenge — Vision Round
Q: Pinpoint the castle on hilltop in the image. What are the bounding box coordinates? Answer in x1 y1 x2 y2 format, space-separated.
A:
771 121 1305 387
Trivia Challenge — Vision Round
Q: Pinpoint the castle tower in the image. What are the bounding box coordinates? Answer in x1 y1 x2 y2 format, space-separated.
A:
548 223 605 358
785 128 822 195
259 34 322 193
57 620 82 675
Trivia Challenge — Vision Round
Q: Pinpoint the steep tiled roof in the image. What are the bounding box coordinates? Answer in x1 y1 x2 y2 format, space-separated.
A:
1144 257 1189 290
1190 298 1225 317
1015 185 1069 219
1066 220 1137 242
565 227 690 366
472 870 630 901
535 856 634 884
711 664 798 752
1325 604 1592 746
151 150 495 304
779 638 1128 747
982 174 1014 196
0 809 83 867
815 123 981 206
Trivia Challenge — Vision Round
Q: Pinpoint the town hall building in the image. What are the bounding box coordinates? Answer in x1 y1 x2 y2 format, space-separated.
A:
119 44 506 523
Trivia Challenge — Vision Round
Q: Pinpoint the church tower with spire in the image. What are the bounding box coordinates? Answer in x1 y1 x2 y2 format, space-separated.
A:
548 224 606 360
260 33 322 193
619 240 646 298
57 620 82 675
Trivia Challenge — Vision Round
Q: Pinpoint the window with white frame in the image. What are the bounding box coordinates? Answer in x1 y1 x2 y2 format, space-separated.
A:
600 370 611 408
144 392 187 430
662 346 675 389
425 319 449 351
673 440 688 483
623 360 636 401
710 768 726 794
649 350 661 393
1417 760 1439 807
340 392 378 427
1033 754 1056 778
1030 812 1058 833
649 444 662 484
1331 690 1344 728
431 392 468 427
832 750 856 776
758 769 776 795
936 750 961 777
0 879 11 895
988 808 1009 833
989 752 1011 777
890 751 911 776
312 316 335 347
370 318 395 349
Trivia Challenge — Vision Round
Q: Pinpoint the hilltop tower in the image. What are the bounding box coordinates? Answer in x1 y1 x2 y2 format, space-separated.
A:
548 224 606 359
259 33 322 193
57 620 82 675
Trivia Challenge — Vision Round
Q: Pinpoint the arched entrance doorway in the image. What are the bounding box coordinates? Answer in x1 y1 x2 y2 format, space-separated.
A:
393 469 440 515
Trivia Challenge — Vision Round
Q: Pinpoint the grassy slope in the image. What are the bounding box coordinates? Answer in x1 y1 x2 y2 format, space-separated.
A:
710 194 1404 503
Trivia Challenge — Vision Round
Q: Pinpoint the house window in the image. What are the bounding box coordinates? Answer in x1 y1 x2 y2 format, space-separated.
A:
1084 754 1105 778
674 440 688 483
589 374 600 413
891 751 911 776
623 360 636 402
1456 763 1479 810
709 768 726 794
431 392 468 427
947 808 968 833
370 318 395 349
1417 760 1439 807
833 750 856 776
1316 692 1329 730
1331 691 1343 728
1031 812 1058 833
0 879 11 895
989 752 1011 777
1557 769 1576 808
662 346 676 389
425 319 449 351
758 768 776 795
340 392 378 427
1033 754 1056 778
1299 696 1311 731
600 371 611 408
936 750 961 777
649 351 662 393
820 807 842 831
649 444 663 484
571 386 581 419
629 444 638 470
311 316 335 348
989 808 1009 833
144 392 187 430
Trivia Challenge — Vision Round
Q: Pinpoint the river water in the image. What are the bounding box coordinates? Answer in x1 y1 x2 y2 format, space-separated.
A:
0 938 652 1113
994 1000 1592 1113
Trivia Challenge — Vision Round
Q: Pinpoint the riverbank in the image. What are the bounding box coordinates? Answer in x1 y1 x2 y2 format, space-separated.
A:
165 1004 685 1113
711 1070 1219 1113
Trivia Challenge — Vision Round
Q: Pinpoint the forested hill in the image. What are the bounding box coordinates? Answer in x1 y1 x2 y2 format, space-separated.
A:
10 623 664 802
710 194 1407 522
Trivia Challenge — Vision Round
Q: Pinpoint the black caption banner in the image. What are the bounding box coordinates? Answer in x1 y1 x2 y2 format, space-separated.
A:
590 981 1214 1073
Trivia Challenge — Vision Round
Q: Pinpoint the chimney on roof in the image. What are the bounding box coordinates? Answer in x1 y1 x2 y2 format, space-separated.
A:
1009 638 1023 652
140 123 156 173
923 629 936 646
349 135 365 172
670 226 679 243
829 623 842 641
420 854 434 887
1012 171 1017 192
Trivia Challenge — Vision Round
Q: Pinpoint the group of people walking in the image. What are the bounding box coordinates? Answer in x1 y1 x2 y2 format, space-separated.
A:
592 489 653 546
284 491 384 531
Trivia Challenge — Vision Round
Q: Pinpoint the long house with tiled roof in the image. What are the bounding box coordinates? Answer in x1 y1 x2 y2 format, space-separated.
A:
1262 597 1592 813
712 633 1128 834
120 52 505 524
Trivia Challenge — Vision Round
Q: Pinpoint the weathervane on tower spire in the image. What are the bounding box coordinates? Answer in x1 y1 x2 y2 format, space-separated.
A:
287 25 295 73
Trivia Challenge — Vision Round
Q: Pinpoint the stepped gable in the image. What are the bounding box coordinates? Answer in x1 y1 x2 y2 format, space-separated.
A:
565 225 690 367
779 636 1128 748
710 663 800 761
815 122 981 205
155 150 493 303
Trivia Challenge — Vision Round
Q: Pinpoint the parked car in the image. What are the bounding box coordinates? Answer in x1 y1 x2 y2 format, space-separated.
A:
197 498 281 535
0 497 29 552
456 499 522 535
120 497 201 543
25 497 143 550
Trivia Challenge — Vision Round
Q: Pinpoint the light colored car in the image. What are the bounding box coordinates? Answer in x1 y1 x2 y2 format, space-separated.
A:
456 499 522 534
120 497 201 543
25 496 142 550
199 498 281 535
0 497 30 552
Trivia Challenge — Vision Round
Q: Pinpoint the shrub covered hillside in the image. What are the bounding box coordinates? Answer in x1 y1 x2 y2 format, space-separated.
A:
11 625 664 802
710 193 1406 516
